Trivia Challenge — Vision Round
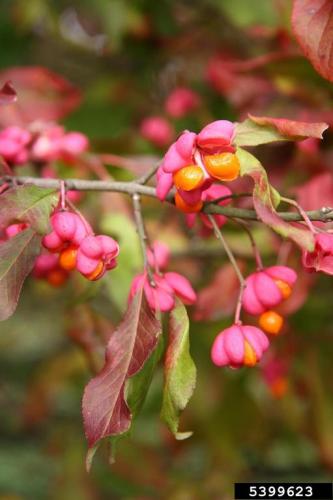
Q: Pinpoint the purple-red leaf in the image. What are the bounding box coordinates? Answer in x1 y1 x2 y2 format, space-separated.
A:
0 185 58 235
0 66 81 126
249 114 328 140
194 263 245 321
0 228 41 321
237 148 315 251
0 81 17 106
82 286 161 469
292 0 333 82
235 115 328 146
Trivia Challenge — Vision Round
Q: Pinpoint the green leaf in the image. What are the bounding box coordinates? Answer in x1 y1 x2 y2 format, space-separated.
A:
127 335 164 417
161 300 196 440
237 148 315 251
235 115 328 147
0 185 58 234
0 228 42 321
108 336 164 465
100 213 142 310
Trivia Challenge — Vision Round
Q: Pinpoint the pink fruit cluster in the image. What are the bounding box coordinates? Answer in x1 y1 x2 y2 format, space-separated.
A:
156 120 239 214
302 233 333 276
0 127 31 165
139 86 200 147
0 123 88 166
210 265 297 370
261 355 289 399
242 265 297 336
185 183 232 234
165 87 201 118
33 253 69 287
211 324 269 368
41 210 119 282
129 241 196 312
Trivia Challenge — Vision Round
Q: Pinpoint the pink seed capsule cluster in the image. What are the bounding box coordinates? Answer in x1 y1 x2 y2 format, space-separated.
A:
139 86 201 147
211 324 269 369
242 266 297 315
164 87 200 118
140 116 174 147
41 210 119 283
129 241 196 312
302 233 333 275
0 123 88 167
156 120 239 215
241 265 297 337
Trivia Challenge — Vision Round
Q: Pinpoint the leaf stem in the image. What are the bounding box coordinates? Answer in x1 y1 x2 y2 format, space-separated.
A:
132 193 155 285
231 218 263 270
207 214 246 325
280 196 317 234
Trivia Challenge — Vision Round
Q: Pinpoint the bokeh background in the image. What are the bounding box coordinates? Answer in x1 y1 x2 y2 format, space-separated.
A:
1 1 333 499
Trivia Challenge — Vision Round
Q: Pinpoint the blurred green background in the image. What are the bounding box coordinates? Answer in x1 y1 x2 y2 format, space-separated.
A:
1 1 333 499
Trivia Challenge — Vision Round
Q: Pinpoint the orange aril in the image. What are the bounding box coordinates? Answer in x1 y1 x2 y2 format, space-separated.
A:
204 152 240 181
47 269 68 287
243 340 257 367
174 191 203 213
87 260 104 281
259 310 283 335
274 279 292 300
270 377 288 399
173 165 204 191
59 245 78 271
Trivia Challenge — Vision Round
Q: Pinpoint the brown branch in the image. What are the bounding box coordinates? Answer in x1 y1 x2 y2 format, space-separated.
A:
2 175 333 223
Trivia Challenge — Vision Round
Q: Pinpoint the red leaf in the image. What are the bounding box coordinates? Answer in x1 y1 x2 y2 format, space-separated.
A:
292 0 333 82
82 286 161 468
294 172 333 229
237 148 315 251
194 263 245 321
0 229 42 321
0 185 58 235
206 53 274 111
0 81 17 106
249 114 328 140
0 67 81 126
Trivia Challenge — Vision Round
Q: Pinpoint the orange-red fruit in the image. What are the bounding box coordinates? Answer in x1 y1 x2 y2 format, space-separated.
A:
244 340 257 367
47 269 68 287
87 260 104 281
204 152 240 181
270 377 288 399
259 310 283 335
274 279 292 300
174 191 203 213
59 245 78 271
173 165 204 191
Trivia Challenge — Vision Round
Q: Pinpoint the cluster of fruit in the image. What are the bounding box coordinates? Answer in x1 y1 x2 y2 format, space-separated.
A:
129 241 196 312
156 120 240 213
40 211 119 285
0 123 88 166
211 265 297 369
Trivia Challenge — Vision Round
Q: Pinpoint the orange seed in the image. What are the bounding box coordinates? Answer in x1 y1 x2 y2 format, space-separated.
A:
204 152 240 181
259 310 283 335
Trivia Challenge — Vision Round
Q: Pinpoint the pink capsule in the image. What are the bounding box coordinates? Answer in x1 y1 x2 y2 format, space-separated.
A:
140 116 174 147
211 324 269 368
165 87 200 118
242 266 297 315
196 120 235 153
